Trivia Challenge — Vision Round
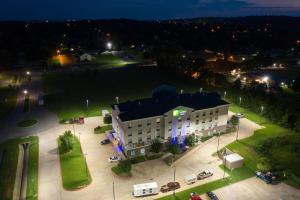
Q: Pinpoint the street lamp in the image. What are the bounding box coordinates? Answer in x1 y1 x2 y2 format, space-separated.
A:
23 90 28 95
223 150 227 179
78 132 81 143
86 99 89 109
217 131 221 154
107 42 112 51
26 71 31 75
180 89 183 94
260 106 264 125
239 96 242 105
173 166 176 196
200 88 203 93
116 96 119 104
224 91 226 99
84 152 88 177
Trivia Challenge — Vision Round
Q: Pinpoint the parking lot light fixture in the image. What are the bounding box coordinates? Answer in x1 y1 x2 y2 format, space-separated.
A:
107 42 112 51
224 91 226 99
116 96 119 104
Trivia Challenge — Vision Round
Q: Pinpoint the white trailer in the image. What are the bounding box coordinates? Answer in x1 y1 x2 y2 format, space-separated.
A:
184 174 197 185
133 182 159 197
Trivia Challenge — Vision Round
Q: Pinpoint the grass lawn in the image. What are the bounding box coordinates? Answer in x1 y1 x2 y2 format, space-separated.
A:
57 135 92 190
156 165 253 200
227 103 300 188
0 136 39 200
17 119 37 128
0 87 17 119
43 67 201 120
94 53 128 67
94 125 112 134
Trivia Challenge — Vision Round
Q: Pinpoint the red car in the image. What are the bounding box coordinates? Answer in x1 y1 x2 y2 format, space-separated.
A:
160 182 180 193
190 192 202 200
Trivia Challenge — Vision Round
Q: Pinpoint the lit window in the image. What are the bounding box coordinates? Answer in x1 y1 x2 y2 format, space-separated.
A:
156 118 160 123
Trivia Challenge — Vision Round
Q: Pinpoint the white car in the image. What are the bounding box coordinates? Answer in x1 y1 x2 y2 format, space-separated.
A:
235 113 245 118
108 156 121 162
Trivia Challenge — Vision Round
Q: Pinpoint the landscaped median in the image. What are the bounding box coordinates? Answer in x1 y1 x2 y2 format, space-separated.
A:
0 136 39 200
57 131 92 190
156 165 253 200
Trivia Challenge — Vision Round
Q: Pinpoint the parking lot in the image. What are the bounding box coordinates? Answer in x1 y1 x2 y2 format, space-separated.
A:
37 114 300 200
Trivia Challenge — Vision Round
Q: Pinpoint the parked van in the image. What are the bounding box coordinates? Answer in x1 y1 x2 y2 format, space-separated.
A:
185 174 197 185
133 182 159 197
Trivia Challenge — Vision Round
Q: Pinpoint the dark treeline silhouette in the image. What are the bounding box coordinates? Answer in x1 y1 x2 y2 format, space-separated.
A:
1 16 300 69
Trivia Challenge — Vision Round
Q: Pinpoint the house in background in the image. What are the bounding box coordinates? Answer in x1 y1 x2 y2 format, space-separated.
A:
111 91 229 157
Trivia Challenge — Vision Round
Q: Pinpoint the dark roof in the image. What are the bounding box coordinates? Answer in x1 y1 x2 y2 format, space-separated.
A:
111 92 229 122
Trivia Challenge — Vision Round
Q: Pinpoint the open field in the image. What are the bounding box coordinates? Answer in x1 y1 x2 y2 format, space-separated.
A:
58 135 92 190
0 136 39 200
228 104 300 187
43 67 201 119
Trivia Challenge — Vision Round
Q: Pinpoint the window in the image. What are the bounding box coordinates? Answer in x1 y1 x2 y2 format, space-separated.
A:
210 111 213 115
187 117 190 120
128 132 132 137
128 139 132 144
168 128 172 131
147 135 151 140
156 128 160 132
216 109 219 113
178 117 182 122
196 120 199 125
138 124 142 127
128 123 132 129
168 121 172 124
209 118 212 122
178 126 181 129
202 120 205 123
196 114 199 118
215 116 218 120
147 122 151 126
202 126 205 130
147 129 151 133
202 113 206 117
138 138 143 142
138 130 142 135
156 118 161 123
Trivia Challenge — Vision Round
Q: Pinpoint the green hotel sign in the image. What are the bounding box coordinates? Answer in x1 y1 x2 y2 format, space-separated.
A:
173 108 187 117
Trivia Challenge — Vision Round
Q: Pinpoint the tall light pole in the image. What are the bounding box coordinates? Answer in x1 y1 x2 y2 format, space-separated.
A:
235 121 240 141
224 91 227 100
84 152 88 177
78 132 81 143
116 96 119 104
200 88 203 93
260 106 264 125
239 96 242 113
86 99 89 109
217 131 220 154
173 166 176 196
113 181 116 200
223 150 227 179
180 89 183 94
107 42 112 51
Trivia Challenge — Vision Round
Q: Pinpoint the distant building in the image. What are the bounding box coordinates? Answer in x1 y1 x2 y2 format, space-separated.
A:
111 92 229 157
79 53 94 62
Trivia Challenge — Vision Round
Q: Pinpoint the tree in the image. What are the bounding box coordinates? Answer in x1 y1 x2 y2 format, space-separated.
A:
257 157 272 172
59 130 75 153
168 144 181 154
151 138 163 153
117 159 132 173
230 115 239 127
185 134 196 147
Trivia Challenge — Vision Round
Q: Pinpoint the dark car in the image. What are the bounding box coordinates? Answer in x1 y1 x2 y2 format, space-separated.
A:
255 171 272 184
160 182 180 193
100 139 110 145
206 191 219 200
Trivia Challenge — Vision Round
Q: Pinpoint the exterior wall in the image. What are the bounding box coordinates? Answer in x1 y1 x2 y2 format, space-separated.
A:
112 104 229 157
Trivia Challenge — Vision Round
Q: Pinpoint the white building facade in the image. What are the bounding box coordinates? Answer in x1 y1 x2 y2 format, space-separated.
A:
111 92 229 157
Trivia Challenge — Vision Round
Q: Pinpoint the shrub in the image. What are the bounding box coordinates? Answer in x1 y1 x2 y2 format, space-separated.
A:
168 144 181 154
117 159 132 173
151 138 163 153
59 130 75 153
257 157 272 172
103 115 112 124
185 134 196 147
130 156 146 164
230 115 239 127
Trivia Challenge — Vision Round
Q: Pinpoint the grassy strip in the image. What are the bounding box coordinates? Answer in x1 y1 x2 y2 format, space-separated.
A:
17 119 37 128
94 125 112 134
57 136 92 190
156 166 253 200
0 136 38 200
26 138 39 200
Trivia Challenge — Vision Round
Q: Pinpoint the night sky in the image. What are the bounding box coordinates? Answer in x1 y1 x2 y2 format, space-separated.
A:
1 0 300 20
